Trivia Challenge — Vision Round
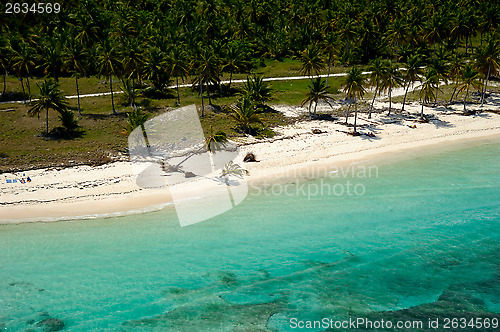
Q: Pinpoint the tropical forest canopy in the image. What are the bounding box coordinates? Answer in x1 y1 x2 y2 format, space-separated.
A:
1 0 498 85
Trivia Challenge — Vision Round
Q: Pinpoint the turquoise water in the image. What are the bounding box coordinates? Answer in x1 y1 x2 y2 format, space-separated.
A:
1 139 499 331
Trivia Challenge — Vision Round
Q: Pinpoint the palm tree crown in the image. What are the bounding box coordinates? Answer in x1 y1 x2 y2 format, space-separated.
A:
28 79 69 135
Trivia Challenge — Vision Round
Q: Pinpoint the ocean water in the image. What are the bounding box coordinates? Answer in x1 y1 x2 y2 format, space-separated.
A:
1 139 499 331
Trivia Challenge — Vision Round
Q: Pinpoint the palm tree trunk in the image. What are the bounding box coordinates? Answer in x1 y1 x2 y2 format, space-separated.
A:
388 89 392 115
207 82 212 105
480 64 490 107
308 100 312 120
20 79 26 104
132 76 136 109
395 40 398 62
140 124 151 155
109 75 116 114
26 77 31 101
326 56 332 88
2 70 6 95
420 103 424 119
176 76 180 106
313 100 318 116
449 83 459 103
353 101 358 133
463 88 468 113
75 74 81 115
369 86 378 119
401 81 411 112
45 106 49 135
229 70 233 89
345 103 351 124
200 73 205 116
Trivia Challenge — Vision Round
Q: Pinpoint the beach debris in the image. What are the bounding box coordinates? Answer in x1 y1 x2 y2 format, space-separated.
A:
243 152 258 162
311 128 325 134
184 171 196 178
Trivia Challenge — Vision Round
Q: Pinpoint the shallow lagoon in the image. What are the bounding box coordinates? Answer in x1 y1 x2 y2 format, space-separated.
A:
1 139 499 331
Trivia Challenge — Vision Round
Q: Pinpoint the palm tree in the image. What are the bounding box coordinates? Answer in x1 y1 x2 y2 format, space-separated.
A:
123 109 151 153
168 46 189 106
222 41 250 90
230 98 263 135
338 18 357 65
192 46 222 116
342 67 366 134
401 55 423 112
475 39 500 107
448 54 465 103
322 32 338 88
121 39 144 109
457 65 482 114
0 43 10 96
424 14 446 55
174 125 228 170
97 38 121 114
380 61 403 115
299 43 325 87
28 79 69 135
301 78 334 120
419 69 440 120
428 57 449 104
367 58 387 119
63 40 88 115
11 42 36 102
142 47 169 92
241 75 272 109
39 38 63 81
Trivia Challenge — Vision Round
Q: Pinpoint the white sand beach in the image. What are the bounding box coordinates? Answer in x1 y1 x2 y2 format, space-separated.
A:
1 92 499 224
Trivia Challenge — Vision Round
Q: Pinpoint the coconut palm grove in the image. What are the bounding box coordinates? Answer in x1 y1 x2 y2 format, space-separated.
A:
0 0 499 170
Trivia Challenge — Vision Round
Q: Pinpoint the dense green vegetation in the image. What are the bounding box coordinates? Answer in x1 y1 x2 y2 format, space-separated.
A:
0 0 499 172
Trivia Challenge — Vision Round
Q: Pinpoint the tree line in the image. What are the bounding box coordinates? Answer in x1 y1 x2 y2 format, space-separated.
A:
0 0 498 137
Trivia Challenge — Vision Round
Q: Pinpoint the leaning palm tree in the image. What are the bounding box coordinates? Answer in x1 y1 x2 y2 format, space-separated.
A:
342 67 366 134
380 61 403 115
419 69 440 120
28 79 69 135
401 55 423 112
230 98 263 135
475 39 500 107
301 77 334 120
367 58 387 119
174 126 228 170
457 65 482 114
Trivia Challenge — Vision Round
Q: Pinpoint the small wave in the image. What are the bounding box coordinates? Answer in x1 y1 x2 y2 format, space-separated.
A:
1 202 175 224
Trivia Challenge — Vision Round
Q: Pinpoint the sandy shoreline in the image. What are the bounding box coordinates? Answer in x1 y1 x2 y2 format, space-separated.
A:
1 95 500 224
